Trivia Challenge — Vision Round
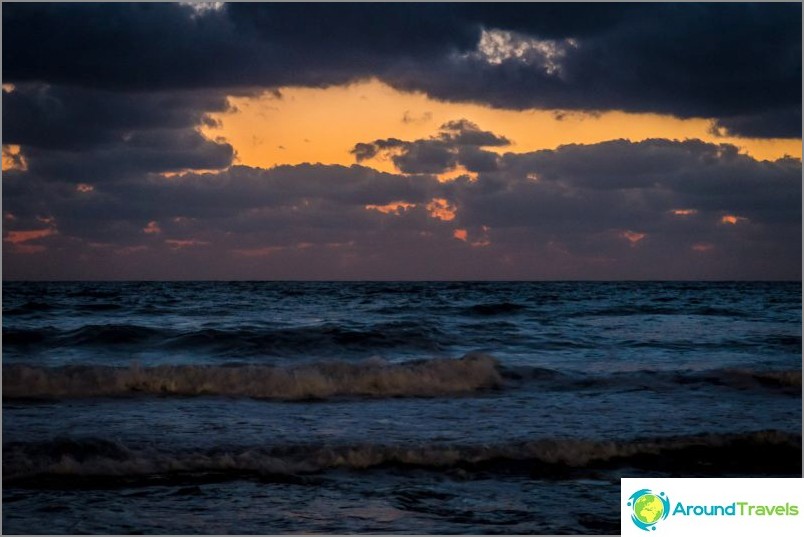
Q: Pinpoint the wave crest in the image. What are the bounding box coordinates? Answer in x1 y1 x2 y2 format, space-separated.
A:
2 354 502 400
4 357 798 401
4 430 799 485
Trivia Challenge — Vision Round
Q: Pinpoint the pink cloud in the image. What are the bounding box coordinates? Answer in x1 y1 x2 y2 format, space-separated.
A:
165 239 210 249
621 230 646 245
692 242 714 252
4 228 56 244
143 221 162 234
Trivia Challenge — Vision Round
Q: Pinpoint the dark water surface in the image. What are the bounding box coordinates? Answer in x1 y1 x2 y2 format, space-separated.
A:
3 281 801 533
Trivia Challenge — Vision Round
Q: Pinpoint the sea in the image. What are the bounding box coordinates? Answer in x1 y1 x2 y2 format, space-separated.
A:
2 281 801 534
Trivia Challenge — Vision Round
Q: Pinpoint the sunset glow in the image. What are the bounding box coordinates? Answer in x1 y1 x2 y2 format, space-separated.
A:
143 221 162 235
721 215 748 225
2 6 800 535
426 198 458 222
365 201 416 215
692 243 715 252
3 228 56 244
205 80 801 174
2 2 800 280
2 144 27 171
621 230 647 245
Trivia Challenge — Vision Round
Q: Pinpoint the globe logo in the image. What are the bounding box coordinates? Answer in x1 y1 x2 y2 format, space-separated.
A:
627 489 670 531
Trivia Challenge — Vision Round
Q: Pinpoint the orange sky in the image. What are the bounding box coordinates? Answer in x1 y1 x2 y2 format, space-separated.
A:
2 144 28 172
202 79 802 175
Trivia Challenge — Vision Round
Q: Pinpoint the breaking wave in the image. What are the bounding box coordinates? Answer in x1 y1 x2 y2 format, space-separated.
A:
4 355 798 401
4 430 799 486
2 354 502 400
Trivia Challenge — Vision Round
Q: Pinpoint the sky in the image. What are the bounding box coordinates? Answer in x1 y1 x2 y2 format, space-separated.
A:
2 2 802 280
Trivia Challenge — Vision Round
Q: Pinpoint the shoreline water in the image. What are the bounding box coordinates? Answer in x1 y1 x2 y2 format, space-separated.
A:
3 281 801 533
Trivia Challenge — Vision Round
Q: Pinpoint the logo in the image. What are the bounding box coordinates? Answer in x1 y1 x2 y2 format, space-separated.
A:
627 489 671 531
622 479 803 536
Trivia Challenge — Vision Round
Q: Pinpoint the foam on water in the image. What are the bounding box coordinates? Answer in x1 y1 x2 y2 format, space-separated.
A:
2 281 800 534
4 430 799 485
5 356 799 400
3 354 502 400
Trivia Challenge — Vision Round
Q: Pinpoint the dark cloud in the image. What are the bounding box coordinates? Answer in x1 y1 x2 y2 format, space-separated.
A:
454 3 643 39
401 111 433 125
3 164 438 241
3 84 235 182
471 139 802 230
3 2 800 137
439 120 510 147
18 130 234 183
711 108 803 140
391 141 458 175
352 120 507 174
388 3 801 137
4 129 800 280
2 4 800 279
351 139 406 163
3 84 232 150
225 3 480 60
457 146 501 173
2 3 251 91
1 3 476 91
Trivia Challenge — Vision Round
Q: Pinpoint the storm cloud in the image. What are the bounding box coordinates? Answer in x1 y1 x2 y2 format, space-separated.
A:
352 120 508 174
3 2 801 137
4 127 800 279
2 3 801 280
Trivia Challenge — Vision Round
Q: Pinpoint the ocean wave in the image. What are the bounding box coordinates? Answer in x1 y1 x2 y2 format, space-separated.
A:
502 366 802 394
4 356 799 401
66 289 121 299
599 368 800 393
2 354 502 400
2 321 449 355
463 302 527 316
162 322 447 354
75 303 123 312
4 430 799 486
3 301 57 315
65 324 163 345
2 325 162 347
710 368 802 390
570 305 749 318
4 301 125 316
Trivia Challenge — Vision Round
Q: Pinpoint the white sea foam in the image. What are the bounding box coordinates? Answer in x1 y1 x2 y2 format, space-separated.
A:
2 353 502 400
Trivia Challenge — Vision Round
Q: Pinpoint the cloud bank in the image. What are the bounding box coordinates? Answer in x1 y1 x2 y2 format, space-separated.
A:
2 3 801 280
4 123 800 279
4 3 801 136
